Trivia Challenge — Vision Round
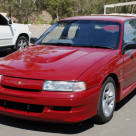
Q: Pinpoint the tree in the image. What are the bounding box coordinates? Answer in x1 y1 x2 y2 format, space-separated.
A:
0 0 17 18
0 0 40 23
1 0 136 24
12 0 37 23
44 0 73 21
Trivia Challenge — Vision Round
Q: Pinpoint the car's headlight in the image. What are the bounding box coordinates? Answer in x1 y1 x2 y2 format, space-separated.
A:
42 81 86 92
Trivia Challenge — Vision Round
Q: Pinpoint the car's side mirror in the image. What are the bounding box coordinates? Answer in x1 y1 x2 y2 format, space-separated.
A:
30 37 38 44
8 18 13 25
123 42 136 54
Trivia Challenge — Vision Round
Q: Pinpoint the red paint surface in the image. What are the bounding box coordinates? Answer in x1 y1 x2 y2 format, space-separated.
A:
0 15 135 123
103 25 119 31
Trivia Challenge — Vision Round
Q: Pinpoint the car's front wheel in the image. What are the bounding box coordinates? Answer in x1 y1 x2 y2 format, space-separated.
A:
16 36 29 51
93 77 116 123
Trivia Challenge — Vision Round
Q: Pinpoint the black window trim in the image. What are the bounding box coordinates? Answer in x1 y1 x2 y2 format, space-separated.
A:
0 14 8 26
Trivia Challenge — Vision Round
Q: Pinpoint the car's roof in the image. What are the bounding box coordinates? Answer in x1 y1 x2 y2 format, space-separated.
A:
61 15 136 22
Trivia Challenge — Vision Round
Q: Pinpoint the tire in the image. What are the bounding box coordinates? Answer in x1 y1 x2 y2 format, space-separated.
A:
15 36 29 51
93 77 116 123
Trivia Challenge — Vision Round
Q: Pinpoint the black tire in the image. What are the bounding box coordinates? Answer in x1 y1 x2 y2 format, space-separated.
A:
15 36 29 51
93 77 116 123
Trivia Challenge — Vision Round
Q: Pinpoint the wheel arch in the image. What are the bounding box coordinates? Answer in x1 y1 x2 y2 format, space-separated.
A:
17 33 29 41
99 73 121 102
101 73 119 88
13 33 29 50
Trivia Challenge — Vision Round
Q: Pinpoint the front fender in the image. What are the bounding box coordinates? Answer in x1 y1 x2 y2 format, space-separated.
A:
76 50 123 90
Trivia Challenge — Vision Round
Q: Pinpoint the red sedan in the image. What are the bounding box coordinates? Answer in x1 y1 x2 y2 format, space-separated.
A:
0 15 135 123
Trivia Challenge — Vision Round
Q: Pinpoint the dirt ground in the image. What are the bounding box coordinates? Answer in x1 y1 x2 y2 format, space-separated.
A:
28 25 51 38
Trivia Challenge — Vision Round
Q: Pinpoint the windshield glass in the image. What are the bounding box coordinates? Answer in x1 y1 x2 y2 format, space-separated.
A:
36 20 121 49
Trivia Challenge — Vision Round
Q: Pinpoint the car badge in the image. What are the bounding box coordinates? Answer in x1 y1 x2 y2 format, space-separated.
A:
18 81 21 85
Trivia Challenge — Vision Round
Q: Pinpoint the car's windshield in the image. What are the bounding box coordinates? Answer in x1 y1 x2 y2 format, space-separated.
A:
36 20 121 49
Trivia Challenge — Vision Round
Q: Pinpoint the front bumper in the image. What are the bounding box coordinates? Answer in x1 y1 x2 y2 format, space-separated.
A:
0 85 101 123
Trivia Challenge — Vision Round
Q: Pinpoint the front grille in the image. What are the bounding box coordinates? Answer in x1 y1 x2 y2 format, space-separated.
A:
2 85 41 92
0 100 44 113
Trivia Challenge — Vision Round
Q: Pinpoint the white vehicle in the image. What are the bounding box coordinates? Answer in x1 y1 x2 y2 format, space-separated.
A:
0 13 32 50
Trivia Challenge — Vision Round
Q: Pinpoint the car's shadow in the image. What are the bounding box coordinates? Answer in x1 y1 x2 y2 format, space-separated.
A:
0 48 13 58
0 115 94 134
115 89 136 111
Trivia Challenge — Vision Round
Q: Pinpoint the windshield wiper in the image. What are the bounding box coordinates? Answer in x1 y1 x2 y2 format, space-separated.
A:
38 43 114 49
38 42 73 46
90 45 114 49
56 42 73 46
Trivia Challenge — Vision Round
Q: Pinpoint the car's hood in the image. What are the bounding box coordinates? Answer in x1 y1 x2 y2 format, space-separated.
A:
0 45 115 81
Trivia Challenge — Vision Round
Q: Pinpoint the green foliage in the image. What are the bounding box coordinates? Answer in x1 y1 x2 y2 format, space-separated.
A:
38 17 44 22
49 20 54 25
0 0 17 17
37 17 45 24
0 0 40 23
44 0 73 21
23 20 28 24
1 0 136 24
13 0 37 23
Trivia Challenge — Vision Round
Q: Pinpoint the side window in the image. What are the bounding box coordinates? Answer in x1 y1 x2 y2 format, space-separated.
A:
124 20 136 44
0 15 8 25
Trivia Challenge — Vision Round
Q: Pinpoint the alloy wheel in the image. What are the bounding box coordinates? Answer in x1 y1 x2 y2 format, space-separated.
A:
102 82 115 117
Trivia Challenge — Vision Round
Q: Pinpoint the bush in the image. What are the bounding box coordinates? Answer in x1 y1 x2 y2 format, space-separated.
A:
38 17 44 22
23 20 28 24
49 20 54 25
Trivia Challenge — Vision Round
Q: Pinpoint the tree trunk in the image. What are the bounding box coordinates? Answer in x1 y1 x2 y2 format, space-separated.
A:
56 9 59 21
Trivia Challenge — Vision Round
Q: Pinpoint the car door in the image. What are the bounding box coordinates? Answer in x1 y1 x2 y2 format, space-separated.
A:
123 20 136 88
0 14 13 46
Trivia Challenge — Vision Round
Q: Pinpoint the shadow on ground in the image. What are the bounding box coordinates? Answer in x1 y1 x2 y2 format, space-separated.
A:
115 89 136 111
0 115 94 134
0 48 13 58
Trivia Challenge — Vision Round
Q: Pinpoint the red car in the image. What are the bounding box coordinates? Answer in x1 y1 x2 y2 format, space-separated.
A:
0 15 135 123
